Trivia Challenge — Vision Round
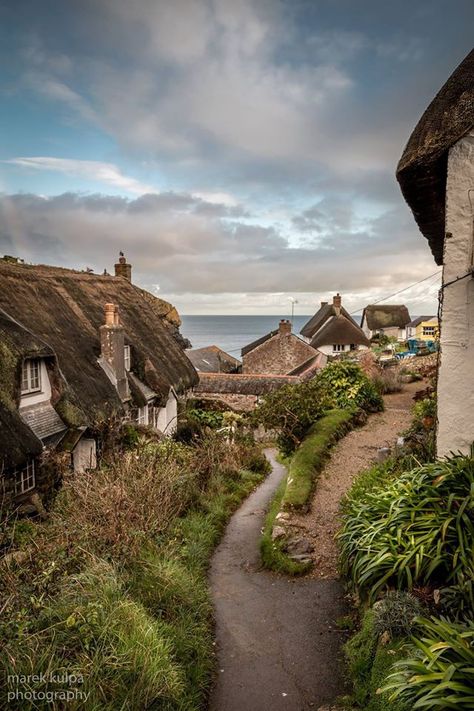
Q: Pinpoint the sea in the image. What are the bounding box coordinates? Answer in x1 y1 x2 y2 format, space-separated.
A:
180 315 363 357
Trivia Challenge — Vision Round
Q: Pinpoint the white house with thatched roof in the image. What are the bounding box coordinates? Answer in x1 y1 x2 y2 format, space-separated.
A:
397 49 474 457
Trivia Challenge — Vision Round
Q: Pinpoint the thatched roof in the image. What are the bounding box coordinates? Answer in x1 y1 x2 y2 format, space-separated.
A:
0 260 197 423
186 345 241 373
300 303 357 339
0 402 43 471
310 315 370 348
361 305 411 331
194 372 300 396
397 50 474 264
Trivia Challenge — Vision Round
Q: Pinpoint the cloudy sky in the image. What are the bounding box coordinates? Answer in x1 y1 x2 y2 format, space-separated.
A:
0 1 472 315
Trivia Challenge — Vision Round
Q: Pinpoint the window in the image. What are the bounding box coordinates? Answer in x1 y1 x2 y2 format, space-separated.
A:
21 359 41 394
422 326 436 336
137 406 147 425
14 460 36 495
332 344 345 352
350 344 356 351
124 345 131 371
148 404 159 429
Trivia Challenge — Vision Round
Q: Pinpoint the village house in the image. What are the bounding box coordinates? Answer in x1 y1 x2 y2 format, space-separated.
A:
361 304 411 341
397 49 474 457
241 319 324 375
0 254 197 507
186 345 241 373
300 294 370 355
193 356 324 412
406 316 439 341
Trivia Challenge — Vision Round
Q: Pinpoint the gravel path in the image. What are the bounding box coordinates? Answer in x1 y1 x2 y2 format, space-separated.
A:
290 381 421 580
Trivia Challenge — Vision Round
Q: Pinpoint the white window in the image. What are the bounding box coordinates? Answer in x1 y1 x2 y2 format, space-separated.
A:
148 403 159 429
333 344 345 352
422 326 436 336
14 460 36 494
137 406 147 425
21 359 41 394
124 345 131 371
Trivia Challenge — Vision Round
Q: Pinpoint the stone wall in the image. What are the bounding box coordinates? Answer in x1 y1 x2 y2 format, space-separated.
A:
243 333 315 375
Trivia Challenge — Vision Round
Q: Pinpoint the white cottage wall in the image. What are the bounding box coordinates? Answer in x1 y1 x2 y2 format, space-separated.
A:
19 360 51 407
437 131 474 456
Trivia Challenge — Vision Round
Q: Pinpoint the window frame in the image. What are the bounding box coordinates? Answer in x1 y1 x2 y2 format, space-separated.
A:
13 460 36 495
332 344 345 352
124 345 131 372
21 358 42 395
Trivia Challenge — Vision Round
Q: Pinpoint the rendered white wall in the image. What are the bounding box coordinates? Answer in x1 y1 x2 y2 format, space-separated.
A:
72 438 97 472
437 131 474 457
19 360 51 408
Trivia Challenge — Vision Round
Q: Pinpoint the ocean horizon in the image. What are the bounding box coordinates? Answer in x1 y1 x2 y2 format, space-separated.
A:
180 314 363 356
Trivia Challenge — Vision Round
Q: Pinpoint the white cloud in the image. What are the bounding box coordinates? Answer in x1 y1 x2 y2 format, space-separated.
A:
4 157 155 195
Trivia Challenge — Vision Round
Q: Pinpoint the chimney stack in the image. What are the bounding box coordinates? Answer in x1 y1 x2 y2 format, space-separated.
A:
321 301 328 308
115 252 132 282
99 302 129 401
333 293 342 315
279 319 292 336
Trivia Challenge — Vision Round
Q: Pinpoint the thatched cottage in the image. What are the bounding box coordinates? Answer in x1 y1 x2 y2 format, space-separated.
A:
0 254 197 505
241 319 322 375
397 49 474 456
361 304 411 341
301 294 370 355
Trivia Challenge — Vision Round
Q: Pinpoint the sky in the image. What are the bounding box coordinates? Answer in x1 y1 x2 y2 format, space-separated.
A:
0 1 472 315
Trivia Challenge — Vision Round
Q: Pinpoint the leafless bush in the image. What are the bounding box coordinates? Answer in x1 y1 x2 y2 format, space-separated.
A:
373 367 403 394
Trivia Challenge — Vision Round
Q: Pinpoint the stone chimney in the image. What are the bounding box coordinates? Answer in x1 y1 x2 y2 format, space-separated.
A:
279 319 292 336
114 252 132 282
321 301 328 308
333 293 342 315
99 302 129 400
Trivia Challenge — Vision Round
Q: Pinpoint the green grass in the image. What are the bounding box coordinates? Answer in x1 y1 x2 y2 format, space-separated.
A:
1 459 266 710
260 408 354 575
344 609 410 711
282 408 354 510
260 477 311 576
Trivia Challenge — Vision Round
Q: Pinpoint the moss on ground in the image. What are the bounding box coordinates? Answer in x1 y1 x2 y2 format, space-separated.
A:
261 408 354 575
344 609 410 711
282 408 355 510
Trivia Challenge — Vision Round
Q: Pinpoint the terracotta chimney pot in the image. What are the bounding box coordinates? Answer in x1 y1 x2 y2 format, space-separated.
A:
279 319 292 336
104 303 115 326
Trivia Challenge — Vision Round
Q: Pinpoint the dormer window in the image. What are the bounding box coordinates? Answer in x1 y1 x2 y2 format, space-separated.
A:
21 359 41 394
14 459 36 494
124 345 131 372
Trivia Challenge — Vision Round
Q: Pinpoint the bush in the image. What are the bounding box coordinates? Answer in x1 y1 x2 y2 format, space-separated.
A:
339 456 474 613
0 432 268 710
317 361 384 413
373 368 403 395
372 591 424 638
383 616 474 708
252 377 332 454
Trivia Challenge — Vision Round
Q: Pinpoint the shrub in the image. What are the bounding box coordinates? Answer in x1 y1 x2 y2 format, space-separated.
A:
372 592 424 638
339 456 474 612
252 377 331 454
383 616 474 708
373 368 403 395
317 361 384 413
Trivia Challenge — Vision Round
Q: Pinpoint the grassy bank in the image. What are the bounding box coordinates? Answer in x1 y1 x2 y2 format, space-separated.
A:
261 408 354 575
0 435 269 710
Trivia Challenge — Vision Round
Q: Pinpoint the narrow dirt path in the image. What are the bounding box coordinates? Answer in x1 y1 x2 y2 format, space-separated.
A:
291 380 421 579
208 382 420 710
209 450 349 711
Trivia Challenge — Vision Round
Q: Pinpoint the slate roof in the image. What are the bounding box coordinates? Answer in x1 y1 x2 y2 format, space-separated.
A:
194 372 301 396
310 315 370 349
361 305 411 331
0 260 198 423
397 50 474 264
407 315 437 328
20 403 66 441
186 345 241 373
